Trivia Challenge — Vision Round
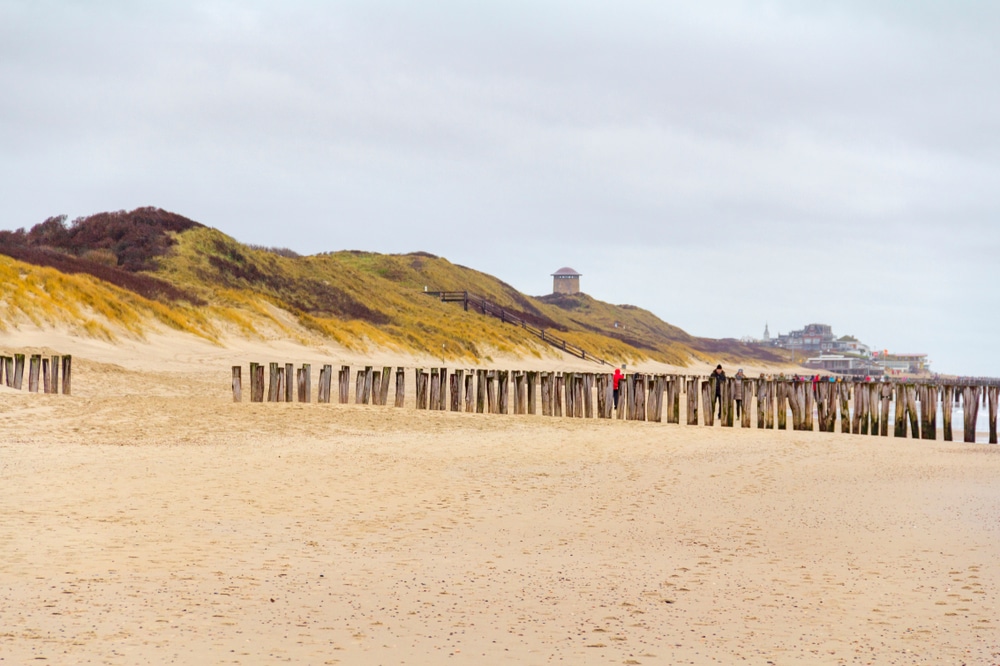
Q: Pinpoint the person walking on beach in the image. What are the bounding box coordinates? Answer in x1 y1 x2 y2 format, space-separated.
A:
712 364 726 418
613 365 624 410
734 368 745 419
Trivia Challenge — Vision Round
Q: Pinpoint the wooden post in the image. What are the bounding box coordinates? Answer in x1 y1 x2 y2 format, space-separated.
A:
0 355 5 386
702 379 714 426
686 377 699 425
776 381 788 430
540 372 551 416
988 385 998 445
803 381 814 431
28 354 40 393
267 363 278 402
487 371 498 414
41 357 50 394
553 373 563 417
355 369 366 404
281 363 292 402
363 366 374 405
337 366 349 403
499 370 510 415
721 378 733 427
596 374 607 419
416 369 428 410
906 385 919 439
632 374 645 422
232 366 242 402
527 371 537 415
756 379 767 429
476 370 486 414
249 363 261 402
320 364 333 403
304 364 312 402
464 371 474 412
942 385 954 441
450 372 460 411
894 384 907 437
12 354 25 390
377 367 390 406
395 367 406 407
919 385 935 440
879 383 892 436
371 372 382 406
962 385 981 443
428 368 440 410
50 355 60 394
3 356 12 387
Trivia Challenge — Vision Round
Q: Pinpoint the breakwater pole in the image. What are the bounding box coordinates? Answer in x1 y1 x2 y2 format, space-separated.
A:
1 353 71 395
229 365 1000 444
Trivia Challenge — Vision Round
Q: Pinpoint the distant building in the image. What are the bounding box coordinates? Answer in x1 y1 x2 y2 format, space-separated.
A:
551 267 581 295
763 323 770 343
769 323 835 352
874 352 930 375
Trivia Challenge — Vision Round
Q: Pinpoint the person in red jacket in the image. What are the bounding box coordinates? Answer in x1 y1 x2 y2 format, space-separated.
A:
613 365 624 409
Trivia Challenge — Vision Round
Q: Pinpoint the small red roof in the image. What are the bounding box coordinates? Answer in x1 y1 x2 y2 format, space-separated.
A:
551 267 581 276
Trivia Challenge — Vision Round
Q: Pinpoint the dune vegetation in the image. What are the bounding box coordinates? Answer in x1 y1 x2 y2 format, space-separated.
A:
0 207 788 366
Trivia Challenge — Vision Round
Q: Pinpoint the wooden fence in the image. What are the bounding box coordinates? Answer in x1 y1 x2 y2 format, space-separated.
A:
233 365 999 444
1 354 72 395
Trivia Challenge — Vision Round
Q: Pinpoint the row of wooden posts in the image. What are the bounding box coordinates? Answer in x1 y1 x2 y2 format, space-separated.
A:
231 365 999 444
0 354 72 395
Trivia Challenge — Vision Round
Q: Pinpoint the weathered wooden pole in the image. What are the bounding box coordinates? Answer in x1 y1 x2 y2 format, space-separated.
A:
250 363 262 402
28 354 40 393
919 385 934 440
816 382 828 432
476 369 486 413
850 382 862 434
878 383 892 436
2 356 12 387
702 379 714 426
464 371 474 412
355 369 366 404
722 377 732 427
686 377 699 425
553 373 563 417
428 368 440 410
281 363 291 402
416 369 428 409
232 365 242 402
450 369 462 412
756 379 767 429
865 383 878 437
961 385 981 443
803 381 814 431
483 371 495 414
773 381 786 430
574 374 585 418
893 384 906 437
41 357 51 393
988 385 998 445
267 362 279 402
371 371 382 406
337 366 349 404
540 372 551 416
527 371 537 415
632 374 645 422
0 355 5 386
941 385 954 441
12 354 25 390
394 367 405 407
321 364 333 403
363 366 375 405
905 385 919 439
276 365 286 402
49 355 59 394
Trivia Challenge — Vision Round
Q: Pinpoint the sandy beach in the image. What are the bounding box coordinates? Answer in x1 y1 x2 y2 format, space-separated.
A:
1 334 998 665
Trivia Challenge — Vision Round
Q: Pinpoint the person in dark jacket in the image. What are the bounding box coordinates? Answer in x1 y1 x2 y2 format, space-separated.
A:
712 364 726 418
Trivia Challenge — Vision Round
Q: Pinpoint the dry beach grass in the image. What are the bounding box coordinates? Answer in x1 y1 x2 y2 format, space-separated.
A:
1 334 998 665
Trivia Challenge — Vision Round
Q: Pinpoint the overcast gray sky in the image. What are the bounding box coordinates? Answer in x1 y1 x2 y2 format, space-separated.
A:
2 0 998 375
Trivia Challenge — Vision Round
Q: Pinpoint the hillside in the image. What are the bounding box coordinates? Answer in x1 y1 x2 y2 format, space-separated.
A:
0 207 789 367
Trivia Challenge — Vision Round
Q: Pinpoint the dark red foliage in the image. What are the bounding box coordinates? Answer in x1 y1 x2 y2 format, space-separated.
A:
0 207 205 304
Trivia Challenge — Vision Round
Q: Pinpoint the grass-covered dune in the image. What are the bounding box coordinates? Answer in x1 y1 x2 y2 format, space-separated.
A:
0 207 788 367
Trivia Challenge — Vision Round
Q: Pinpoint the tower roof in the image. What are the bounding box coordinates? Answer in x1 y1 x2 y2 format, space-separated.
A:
551 267 581 277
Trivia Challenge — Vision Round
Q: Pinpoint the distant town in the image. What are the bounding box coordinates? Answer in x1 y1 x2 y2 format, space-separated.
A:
749 323 929 377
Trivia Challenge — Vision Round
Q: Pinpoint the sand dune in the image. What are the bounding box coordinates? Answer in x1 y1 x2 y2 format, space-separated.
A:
1 330 998 665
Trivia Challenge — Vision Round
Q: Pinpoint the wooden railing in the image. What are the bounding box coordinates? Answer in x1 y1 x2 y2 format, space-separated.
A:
425 290 609 366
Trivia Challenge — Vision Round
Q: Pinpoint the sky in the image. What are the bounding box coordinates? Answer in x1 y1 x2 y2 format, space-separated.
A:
2 0 998 376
